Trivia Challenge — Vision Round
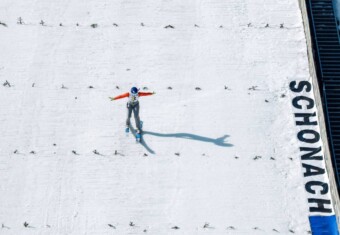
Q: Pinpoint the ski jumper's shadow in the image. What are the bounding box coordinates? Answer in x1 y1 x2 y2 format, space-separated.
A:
129 127 156 154
140 131 233 154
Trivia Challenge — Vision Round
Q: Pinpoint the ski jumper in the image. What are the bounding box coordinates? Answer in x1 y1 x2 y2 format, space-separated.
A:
112 91 153 130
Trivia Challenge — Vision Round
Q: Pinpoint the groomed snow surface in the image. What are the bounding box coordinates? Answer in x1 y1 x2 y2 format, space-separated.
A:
0 0 316 234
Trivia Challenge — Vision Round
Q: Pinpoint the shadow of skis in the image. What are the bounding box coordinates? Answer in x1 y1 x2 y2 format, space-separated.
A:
130 129 233 155
143 131 233 147
129 127 155 154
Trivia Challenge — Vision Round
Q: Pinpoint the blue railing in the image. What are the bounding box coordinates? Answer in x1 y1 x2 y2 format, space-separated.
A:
307 0 340 192
323 82 340 188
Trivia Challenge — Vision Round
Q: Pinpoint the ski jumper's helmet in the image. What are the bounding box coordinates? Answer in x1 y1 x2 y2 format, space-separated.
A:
131 87 138 94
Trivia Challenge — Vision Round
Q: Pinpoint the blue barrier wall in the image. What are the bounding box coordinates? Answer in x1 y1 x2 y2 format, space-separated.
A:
310 215 339 234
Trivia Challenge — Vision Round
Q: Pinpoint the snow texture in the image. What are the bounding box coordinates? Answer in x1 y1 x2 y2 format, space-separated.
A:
0 0 316 234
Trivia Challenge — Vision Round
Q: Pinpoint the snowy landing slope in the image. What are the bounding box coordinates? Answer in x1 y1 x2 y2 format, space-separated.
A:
0 0 314 234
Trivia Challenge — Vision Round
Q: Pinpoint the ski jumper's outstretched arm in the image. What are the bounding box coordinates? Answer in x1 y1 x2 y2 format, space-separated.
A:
109 92 129 101
138 92 154 97
109 91 155 101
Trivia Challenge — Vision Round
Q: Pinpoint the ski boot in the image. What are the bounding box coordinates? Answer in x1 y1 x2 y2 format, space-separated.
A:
136 129 142 142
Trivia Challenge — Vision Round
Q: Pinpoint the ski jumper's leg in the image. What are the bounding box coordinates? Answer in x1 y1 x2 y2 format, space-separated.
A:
126 102 133 127
133 102 141 130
